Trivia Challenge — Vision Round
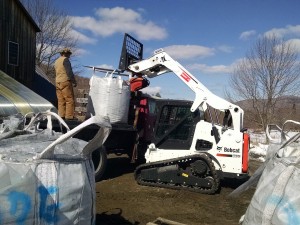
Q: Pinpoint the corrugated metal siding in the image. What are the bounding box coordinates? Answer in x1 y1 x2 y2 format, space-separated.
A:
0 70 54 117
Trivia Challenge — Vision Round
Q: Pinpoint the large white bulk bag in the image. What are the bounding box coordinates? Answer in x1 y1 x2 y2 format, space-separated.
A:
87 73 130 124
232 120 300 225
0 112 111 225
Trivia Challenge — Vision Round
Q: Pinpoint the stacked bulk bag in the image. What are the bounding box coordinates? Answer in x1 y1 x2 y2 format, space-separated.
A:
87 72 130 124
233 120 300 225
0 112 111 225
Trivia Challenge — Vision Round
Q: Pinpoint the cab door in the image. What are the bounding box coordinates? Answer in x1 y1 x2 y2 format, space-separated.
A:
153 100 200 150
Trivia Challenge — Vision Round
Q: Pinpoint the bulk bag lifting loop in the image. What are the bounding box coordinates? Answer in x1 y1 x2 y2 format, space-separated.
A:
35 113 111 159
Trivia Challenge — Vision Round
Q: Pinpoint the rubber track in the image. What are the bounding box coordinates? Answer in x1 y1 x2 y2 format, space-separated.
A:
134 153 220 194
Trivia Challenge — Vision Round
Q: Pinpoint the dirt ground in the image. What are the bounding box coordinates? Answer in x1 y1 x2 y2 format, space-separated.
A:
95 155 261 225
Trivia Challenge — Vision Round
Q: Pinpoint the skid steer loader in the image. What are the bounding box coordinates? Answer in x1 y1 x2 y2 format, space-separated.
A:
119 33 250 194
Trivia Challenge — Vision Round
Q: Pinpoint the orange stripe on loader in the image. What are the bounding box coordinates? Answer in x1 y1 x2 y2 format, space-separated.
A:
242 133 250 173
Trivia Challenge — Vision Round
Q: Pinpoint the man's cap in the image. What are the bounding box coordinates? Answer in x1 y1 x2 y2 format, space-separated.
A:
60 48 72 54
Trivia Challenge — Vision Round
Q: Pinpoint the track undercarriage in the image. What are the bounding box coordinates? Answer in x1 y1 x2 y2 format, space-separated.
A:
134 154 220 194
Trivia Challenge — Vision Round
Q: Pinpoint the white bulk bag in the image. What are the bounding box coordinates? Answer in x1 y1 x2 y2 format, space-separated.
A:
235 120 300 225
87 72 130 124
0 112 111 225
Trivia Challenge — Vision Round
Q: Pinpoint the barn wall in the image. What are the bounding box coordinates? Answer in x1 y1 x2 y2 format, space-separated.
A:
0 0 39 88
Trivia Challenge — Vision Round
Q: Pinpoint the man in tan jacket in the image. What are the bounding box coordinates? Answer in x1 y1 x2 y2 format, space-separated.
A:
54 48 77 120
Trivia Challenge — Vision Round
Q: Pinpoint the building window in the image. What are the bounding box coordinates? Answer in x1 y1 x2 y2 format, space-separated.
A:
8 41 19 66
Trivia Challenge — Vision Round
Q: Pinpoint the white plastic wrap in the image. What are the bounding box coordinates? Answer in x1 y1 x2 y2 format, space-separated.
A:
237 120 300 225
87 73 130 124
0 112 111 225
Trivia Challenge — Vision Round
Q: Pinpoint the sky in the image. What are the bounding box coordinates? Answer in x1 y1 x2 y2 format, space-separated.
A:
52 0 300 100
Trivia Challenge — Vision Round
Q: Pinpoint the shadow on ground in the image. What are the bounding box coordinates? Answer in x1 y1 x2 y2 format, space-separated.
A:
96 209 140 225
101 155 137 180
221 177 250 189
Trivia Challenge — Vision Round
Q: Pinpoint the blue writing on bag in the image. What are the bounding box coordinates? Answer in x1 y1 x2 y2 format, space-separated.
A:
269 195 300 225
8 191 31 225
0 185 60 224
38 185 59 223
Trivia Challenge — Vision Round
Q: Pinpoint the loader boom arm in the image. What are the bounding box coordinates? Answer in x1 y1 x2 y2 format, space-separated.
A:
127 49 244 131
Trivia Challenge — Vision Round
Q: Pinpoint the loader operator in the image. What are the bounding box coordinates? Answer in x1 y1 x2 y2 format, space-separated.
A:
54 48 77 120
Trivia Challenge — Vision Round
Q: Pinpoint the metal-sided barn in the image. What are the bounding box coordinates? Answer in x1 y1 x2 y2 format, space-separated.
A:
0 0 55 116
0 0 40 89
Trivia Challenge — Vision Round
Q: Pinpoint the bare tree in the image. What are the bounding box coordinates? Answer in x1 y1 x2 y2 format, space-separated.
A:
228 35 300 130
20 0 78 79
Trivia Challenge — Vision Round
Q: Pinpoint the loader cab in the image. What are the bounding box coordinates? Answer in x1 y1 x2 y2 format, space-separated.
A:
129 94 202 151
151 99 202 150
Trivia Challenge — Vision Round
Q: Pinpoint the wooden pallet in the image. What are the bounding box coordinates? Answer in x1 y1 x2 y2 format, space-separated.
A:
147 217 187 225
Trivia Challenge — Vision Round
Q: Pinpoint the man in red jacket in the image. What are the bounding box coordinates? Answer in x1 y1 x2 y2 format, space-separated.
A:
54 48 77 120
